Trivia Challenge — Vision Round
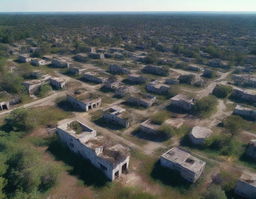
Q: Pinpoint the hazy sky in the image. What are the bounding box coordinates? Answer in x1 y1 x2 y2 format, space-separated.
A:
1 0 256 12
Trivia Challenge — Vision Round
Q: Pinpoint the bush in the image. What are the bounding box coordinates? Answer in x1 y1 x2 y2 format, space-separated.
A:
4 108 36 132
212 85 233 98
37 84 52 97
159 124 174 138
179 74 195 85
193 96 218 118
204 185 227 199
150 111 170 125
223 115 244 135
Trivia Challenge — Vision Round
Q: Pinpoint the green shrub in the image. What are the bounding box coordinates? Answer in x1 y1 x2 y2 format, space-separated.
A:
37 84 52 97
204 185 227 199
150 111 170 125
193 96 218 118
223 115 245 135
212 85 233 98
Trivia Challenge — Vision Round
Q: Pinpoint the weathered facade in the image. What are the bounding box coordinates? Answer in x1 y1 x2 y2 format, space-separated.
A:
0 101 10 111
146 81 170 95
126 94 156 108
56 119 130 181
235 172 256 199
246 140 256 160
139 119 161 135
170 94 195 112
83 72 105 84
232 75 256 88
160 147 206 183
231 89 256 105
142 65 168 76
67 92 102 112
108 65 130 75
17 54 31 63
51 59 70 68
49 77 66 89
234 105 256 121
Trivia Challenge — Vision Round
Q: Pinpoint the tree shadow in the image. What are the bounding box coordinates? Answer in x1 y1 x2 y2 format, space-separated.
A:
47 139 109 187
151 161 192 191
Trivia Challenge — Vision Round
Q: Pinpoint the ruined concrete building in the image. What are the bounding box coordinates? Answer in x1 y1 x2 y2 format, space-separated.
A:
142 65 168 76
114 86 130 98
49 77 66 90
89 52 105 59
139 119 161 135
160 147 206 183
83 72 105 84
73 54 88 63
51 59 70 68
0 101 10 111
56 119 130 181
22 75 51 95
127 75 147 84
232 75 256 88
68 66 86 75
189 126 213 145
234 105 256 121
31 59 47 66
126 93 156 108
67 92 101 112
170 94 195 112
235 172 256 199
146 80 170 95
17 54 31 63
231 89 256 105
246 140 256 160
103 106 130 128
108 64 130 75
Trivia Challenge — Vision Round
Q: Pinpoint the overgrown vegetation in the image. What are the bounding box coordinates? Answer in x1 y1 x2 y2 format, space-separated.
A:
193 96 218 118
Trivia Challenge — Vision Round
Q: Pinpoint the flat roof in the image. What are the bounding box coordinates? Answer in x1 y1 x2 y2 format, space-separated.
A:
161 147 205 173
190 126 213 139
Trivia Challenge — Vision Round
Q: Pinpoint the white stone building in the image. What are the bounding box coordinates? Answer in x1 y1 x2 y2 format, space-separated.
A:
160 147 206 183
56 119 130 181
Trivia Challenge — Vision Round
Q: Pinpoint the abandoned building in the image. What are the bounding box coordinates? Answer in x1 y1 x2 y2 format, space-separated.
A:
232 74 256 88
103 106 130 128
126 93 156 108
49 77 66 90
83 72 105 84
127 75 147 84
73 54 88 63
108 64 130 75
23 75 51 95
51 59 70 68
103 79 122 91
68 66 87 75
142 65 168 76
234 105 256 121
170 94 195 112
245 140 256 160
17 54 31 63
146 81 170 95
139 119 161 135
189 126 213 145
67 92 102 112
114 86 130 98
235 172 256 199
89 52 105 59
31 59 47 66
231 89 256 105
56 119 130 181
160 147 206 183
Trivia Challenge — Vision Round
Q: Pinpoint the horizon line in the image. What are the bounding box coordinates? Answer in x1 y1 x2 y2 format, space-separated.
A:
0 11 256 14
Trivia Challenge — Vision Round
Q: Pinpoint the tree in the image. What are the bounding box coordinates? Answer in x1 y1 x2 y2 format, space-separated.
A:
212 85 233 98
5 108 36 132
223 115 244 135
193 96 217 118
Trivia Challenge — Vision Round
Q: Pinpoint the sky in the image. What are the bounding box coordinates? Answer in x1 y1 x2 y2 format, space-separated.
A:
0 0 256 12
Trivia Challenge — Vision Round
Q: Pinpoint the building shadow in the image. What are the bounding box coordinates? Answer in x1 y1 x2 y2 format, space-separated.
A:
47 139 109 187
151 161 191 190
132 129 170 142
